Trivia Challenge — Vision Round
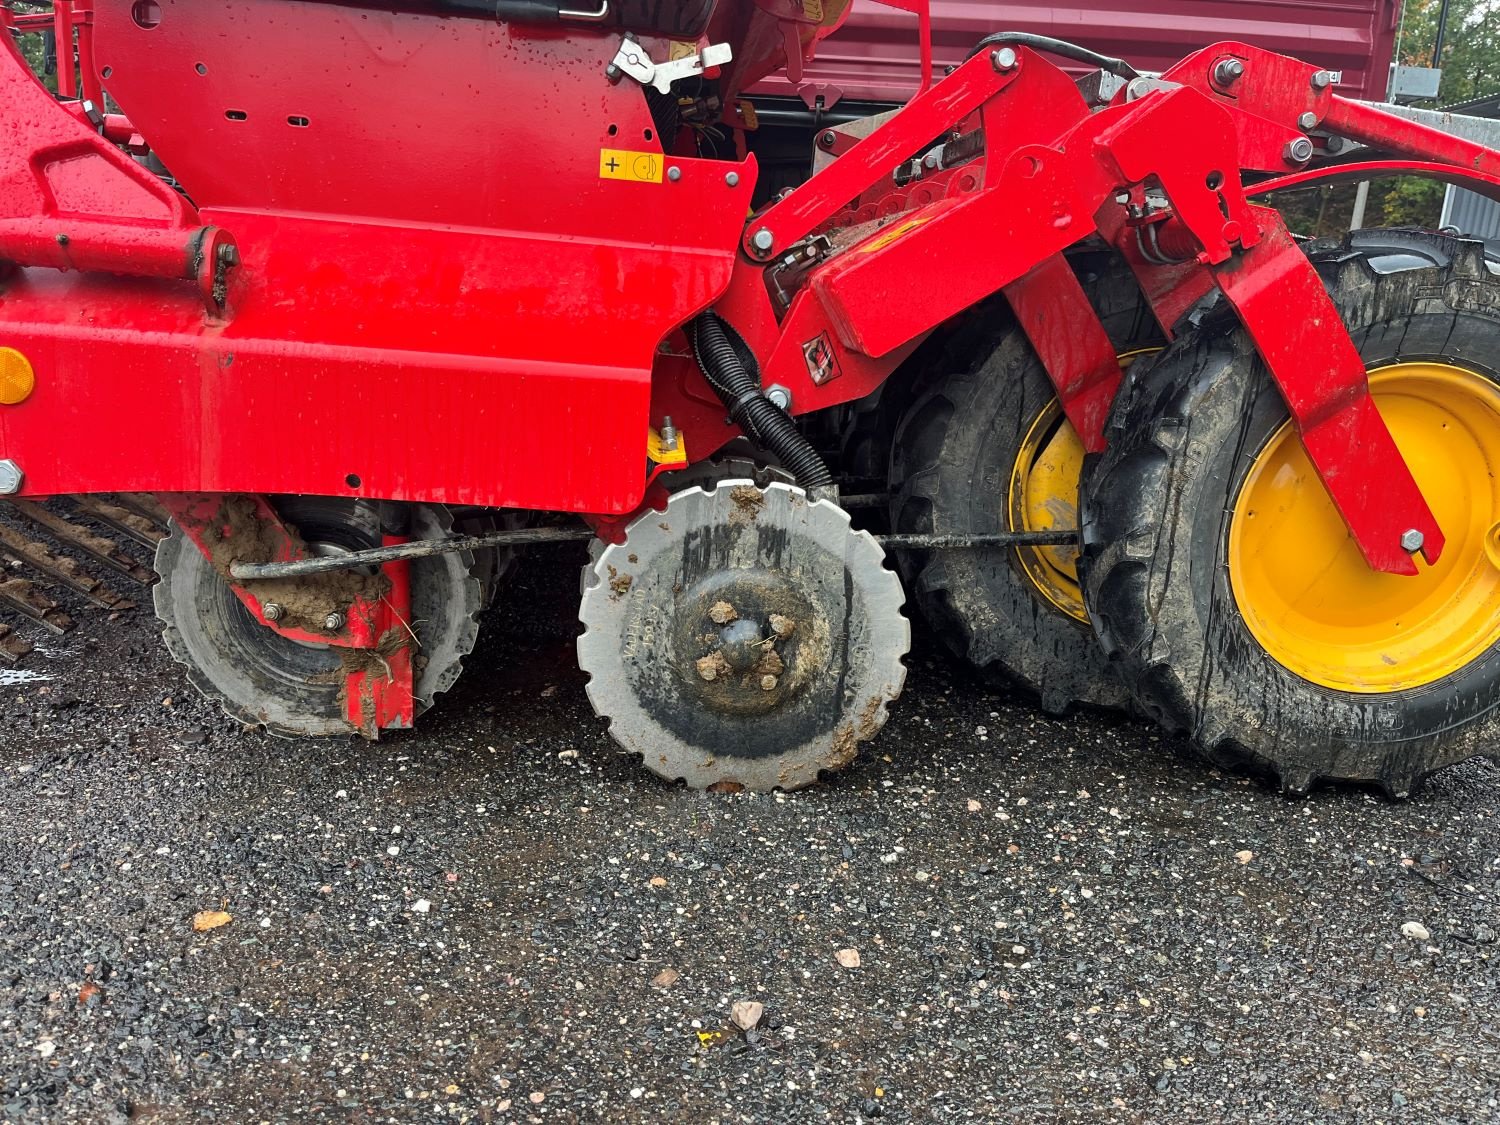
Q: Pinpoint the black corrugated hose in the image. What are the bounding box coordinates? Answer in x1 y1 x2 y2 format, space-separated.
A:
690 312 833 489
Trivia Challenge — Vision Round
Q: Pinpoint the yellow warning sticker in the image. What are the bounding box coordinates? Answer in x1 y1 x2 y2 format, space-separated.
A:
600 148 663 184
858 215 932 254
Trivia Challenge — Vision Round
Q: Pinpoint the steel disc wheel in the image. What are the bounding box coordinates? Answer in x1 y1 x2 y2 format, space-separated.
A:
155 498 481 736
578 479 908 791
1230 363 1500 692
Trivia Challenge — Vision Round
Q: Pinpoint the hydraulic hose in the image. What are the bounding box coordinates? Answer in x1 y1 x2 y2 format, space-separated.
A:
965 31 1140 80
691 313 833 490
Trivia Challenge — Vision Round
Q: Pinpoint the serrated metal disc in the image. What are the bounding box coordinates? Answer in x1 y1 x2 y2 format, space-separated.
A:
578 480 909 790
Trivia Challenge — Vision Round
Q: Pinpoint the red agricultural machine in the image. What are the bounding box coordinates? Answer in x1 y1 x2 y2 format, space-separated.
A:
2 0 1499 795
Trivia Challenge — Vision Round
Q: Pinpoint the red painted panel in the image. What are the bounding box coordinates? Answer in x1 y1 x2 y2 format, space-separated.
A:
762 0 1400 104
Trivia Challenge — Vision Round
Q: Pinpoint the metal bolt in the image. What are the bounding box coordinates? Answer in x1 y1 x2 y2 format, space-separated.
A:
660 415 678 452
1324 135 1346 154
0 459 22 496
725 171 740 188
819 130 837 148
217 243 239 267
1283 137 1314 165
1400 528 1425 553
1311 70 1334 90
667 165 681 182
760 674 778 691
991 47 1018 73
765 384 792 412
1298 111 1318 130
263 603 285 623
751 227 775 255
1213 58 1245 85
324 611 346 632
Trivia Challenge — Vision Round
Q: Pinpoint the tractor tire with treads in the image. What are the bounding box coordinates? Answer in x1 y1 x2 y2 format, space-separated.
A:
1080 230 1500 796
889 254 1162 712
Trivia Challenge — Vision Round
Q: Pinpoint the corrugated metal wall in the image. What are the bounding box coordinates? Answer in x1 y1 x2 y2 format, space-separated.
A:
1442 189 1500 242
759 0 1400 103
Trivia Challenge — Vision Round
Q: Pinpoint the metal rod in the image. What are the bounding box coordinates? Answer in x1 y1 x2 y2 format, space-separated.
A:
877 531 1077 549
229 524 1079 580
229 526 597 579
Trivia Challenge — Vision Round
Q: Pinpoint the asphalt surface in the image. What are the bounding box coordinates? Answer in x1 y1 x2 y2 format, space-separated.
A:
2 542 1499 1123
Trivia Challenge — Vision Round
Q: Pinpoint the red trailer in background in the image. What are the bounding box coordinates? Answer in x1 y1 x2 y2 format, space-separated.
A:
765 0 1400 104
3 0 1500 800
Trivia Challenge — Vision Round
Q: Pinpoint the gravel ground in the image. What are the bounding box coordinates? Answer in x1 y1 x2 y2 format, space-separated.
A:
1 543 1499 1123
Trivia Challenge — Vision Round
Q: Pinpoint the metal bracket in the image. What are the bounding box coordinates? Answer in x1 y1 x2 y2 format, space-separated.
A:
607 37 733 95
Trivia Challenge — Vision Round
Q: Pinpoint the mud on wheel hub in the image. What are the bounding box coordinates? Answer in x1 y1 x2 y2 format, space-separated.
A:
578 479 908 790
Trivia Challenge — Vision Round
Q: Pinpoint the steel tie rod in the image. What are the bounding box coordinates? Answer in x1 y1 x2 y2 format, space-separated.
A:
228 526 1078 580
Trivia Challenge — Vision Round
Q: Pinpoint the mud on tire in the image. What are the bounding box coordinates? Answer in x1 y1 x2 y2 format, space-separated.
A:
1080 231 1500 796
889 253 1162 712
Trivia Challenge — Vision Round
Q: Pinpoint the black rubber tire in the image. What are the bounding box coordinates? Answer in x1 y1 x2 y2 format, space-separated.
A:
889 253 1162 713
1080 230 1500 797
155 498 482 736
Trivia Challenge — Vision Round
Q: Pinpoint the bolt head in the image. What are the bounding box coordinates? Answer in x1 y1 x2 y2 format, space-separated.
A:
765 385 792 411
1298 111 1318 130
725 171 740 188
262 603 284 623
991 47 1018 72
1284 137 1314 165
1400 528 1425 553
0 459 22 495
667 165 681 182
751 228 775 254
324 612 346 631
1311 70 1334 89
760 674 778 691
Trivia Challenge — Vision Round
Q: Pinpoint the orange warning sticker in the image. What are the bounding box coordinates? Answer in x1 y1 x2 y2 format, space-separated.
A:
858 215 932 254
600 148 663 184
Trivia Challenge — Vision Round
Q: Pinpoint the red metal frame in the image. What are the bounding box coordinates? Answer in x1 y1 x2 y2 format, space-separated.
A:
157 493 416 734
4 3 1500 731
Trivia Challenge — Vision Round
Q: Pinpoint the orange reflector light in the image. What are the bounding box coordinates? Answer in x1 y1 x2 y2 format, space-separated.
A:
0 348 36 405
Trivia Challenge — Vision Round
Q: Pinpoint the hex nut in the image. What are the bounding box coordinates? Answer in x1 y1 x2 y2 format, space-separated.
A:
1214 59 1245 85
1400 528 1425 553
0 459 23 495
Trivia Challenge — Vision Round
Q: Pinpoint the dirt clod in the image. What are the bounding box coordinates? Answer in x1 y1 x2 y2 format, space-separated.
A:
695 652 729 683
708 601 737 625
728 486 765 527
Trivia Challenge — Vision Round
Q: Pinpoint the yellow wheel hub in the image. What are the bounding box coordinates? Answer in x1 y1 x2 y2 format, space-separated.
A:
1229 362 1500 693
1009 349 1160 624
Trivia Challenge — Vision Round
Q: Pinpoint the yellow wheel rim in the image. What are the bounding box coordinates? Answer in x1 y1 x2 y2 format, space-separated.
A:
1229 362 1500 693
1008 348 1161 624
1010 399 1089 622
